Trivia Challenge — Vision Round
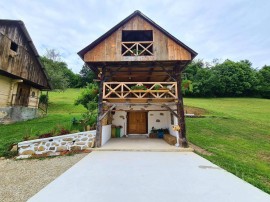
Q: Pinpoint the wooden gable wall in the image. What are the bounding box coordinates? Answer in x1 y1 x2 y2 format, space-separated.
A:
84 16 192 62
0 24 49 89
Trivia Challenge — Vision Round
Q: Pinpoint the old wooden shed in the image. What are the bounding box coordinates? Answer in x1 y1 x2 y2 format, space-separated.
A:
0 20 51 123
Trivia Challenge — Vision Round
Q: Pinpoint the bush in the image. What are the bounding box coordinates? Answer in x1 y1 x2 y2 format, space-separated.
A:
39 94 49 105
75 83 98 109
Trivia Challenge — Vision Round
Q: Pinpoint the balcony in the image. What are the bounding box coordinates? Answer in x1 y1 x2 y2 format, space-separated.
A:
103 82 177 103
121 41 153 56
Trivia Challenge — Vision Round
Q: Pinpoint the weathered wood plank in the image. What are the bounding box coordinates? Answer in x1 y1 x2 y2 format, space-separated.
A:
84 15 192 62
0 23 49 89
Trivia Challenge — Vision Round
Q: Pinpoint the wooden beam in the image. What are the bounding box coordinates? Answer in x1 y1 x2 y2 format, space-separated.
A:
162 104 179 118
107 66 123 79
99 104 116 121
175 67 188 147
105 102 176 106
95 66 106 148
160 66 177 82
111 109 177 112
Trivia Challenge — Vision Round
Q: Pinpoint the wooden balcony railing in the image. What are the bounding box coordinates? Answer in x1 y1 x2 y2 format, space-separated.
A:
103 82 177 103
121 41 153 56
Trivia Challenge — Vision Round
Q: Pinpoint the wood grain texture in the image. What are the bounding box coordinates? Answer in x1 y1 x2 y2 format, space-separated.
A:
84 16 192 62
0 24 49 89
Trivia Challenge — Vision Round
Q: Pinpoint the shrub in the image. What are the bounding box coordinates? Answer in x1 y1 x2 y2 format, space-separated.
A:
39 94 49 105
130 85 147 90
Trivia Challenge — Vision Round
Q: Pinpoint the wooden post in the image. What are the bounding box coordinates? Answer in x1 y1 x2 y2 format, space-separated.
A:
95 66 106 147
175 68 188 147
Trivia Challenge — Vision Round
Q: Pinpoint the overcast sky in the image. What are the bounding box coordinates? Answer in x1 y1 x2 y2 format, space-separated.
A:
1 0 269 73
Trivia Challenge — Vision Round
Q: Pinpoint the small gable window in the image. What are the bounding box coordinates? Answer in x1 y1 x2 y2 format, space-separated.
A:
121 30 153 56
10 41 18 52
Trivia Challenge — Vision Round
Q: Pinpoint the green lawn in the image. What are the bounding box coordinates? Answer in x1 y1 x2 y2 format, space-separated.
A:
184 98 270 194
0 89 86 157
0 90 269 194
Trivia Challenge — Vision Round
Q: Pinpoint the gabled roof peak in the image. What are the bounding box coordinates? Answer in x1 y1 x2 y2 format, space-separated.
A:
78 10 197 59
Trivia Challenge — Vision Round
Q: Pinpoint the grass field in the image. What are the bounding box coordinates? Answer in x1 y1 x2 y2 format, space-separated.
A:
0 89 86 157
185 98 270 194
0 89 269 193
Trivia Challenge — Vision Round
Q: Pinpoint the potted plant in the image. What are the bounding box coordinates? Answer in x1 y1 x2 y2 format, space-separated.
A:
153 84 162 90
130 85 147 91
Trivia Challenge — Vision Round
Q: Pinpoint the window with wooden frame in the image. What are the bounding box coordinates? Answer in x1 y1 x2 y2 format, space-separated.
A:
121 30 153 56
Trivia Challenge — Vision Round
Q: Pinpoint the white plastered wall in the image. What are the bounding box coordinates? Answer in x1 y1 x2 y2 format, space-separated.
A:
112 111 127 137
111 105 179 137
101 125 111 145
148 111 169 133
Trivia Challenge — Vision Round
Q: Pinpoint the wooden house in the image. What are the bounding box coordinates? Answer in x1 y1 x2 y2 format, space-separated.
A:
0 20 51 123
78 11 197 147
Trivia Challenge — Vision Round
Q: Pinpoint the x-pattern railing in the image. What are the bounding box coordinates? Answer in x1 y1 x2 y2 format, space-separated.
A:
121 41 153 56
103 82 177 100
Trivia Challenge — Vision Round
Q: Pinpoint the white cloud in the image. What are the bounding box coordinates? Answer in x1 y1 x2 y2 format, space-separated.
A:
0 0 269 73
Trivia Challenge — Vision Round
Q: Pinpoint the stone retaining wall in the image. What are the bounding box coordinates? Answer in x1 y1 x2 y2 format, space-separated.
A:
18 131 96 158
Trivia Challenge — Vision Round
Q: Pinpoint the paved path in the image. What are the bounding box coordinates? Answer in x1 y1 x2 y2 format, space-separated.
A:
94 138 193 152
29 152 270 202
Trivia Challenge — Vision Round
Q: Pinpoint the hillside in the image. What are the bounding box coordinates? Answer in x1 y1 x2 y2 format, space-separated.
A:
0 89 269 193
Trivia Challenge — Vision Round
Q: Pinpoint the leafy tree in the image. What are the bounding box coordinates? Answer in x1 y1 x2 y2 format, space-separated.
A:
75 83 99 109
257 65 270 98
75 83 99 128
211 60 258 96
181 80 193 95
45 49 61 61
41 56 69 90
192 67 217 97
79 64 95 87
184 59 263 97
41 49 82 89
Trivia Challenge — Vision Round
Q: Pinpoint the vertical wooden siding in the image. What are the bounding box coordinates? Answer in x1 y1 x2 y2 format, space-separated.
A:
84 16 191 62
0 24 49 88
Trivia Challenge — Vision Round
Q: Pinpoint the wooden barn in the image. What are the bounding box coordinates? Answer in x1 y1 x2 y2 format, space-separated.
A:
78 11 197 147
0 20 51 123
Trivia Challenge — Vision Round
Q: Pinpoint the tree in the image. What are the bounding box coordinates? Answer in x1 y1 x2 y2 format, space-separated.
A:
79 64 95 87
45 49 61 61
75 83 99 128
41 49 82 89
41 56 69 90
257 65 270 98
211 60 258 96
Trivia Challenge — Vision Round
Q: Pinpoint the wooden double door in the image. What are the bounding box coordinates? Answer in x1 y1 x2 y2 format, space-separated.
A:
15 83 31 106
128 112 147 134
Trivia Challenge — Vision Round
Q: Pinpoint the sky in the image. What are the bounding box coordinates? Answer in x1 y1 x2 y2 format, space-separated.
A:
0 0 269 73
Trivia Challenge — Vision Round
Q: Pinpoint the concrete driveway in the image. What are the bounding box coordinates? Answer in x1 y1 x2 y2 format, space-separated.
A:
29 152 270 202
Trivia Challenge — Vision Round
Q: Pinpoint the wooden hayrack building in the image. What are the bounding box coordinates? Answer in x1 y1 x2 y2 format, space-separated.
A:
78 11 197 147
0 20 51 123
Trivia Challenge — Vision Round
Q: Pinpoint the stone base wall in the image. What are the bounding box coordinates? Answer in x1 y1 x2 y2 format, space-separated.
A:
18 131 96 158
0 106 40 124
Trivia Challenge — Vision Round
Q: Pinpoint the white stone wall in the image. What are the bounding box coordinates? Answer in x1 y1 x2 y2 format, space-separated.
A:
18 131 96 158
